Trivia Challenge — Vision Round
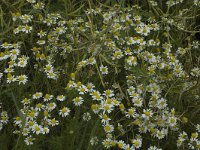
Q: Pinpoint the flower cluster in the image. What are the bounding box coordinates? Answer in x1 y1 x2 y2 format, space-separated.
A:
13 92 70 145
1 0 200 149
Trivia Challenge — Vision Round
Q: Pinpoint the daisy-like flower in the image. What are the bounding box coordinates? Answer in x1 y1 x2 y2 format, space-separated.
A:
44 64 54 73
103 124 114 133
1 42 12 49
156 98 167 109
28 108 39 120
1 111 9 124
91 90 103 101
191 67 200 77
4 68 14 73
91 104 100 114
47 72 57 79
37 40 46 45
117 140 125 149
24 136 35 145
126 56 137 66
17 55 29 67
48 118 59 126
42 127 50 134
168 116 177 127
90 136 99 146
73 96 84 106
43 94 54 102
10 48 20 59
36 103 44 111
86 82 95 92
82 112 91 121
156 129 166 139
37 30 46 38
22 25 32 33
20 14 33 23
59 107 70 117
99 114 111 124
102 138 112 148
126 107 136 118
132 138 142 149
103 89 114 97
33 2 45 10
32 124 42 135
78 85 88 95
21 98 31 105
33 92 43 99
100 65 108 75
7 73 17 83
132 97 143 107
22 128 30 136
56 95 66 101
142 109 153 120
14 116 22 126
17 74 28 84
46 102 57 111
87 57 96 65
101 102 114 114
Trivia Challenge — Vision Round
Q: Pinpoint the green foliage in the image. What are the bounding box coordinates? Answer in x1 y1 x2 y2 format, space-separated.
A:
0 0 200 150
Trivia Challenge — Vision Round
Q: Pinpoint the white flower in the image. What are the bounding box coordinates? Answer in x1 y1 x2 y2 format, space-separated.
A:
168 116 177 127
156 129 166 139
126 107 136 118
73 97 84 106
56 95 66 101
102 138 112 148
37 40 46 45
90 136 99 146
59 107 70 117
17 75 28 84
22 25 32 33
37 30 46 38
10 48 20 58
148 146 162 150
191 67 200 77
47 72 58 79
33 92 43 99
21 98 31 105
132 97 143 107
48 118 59 126
78 85 88 95
142 109 153 120
7 74 17 83
1 42 12 49
132 138 142 149
42 127 50 134
103 124 114 133
100 65 108 75
46 102 57 111
32 124 42 135
24 136 35 145
91 90 103 101
22 128 30 136
26 0 36 3
82 112 91 121
20 14 33 23
44 94 54 102
103 89 114 97
17 55 29 67
126 56 137 66
101 102 114 114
